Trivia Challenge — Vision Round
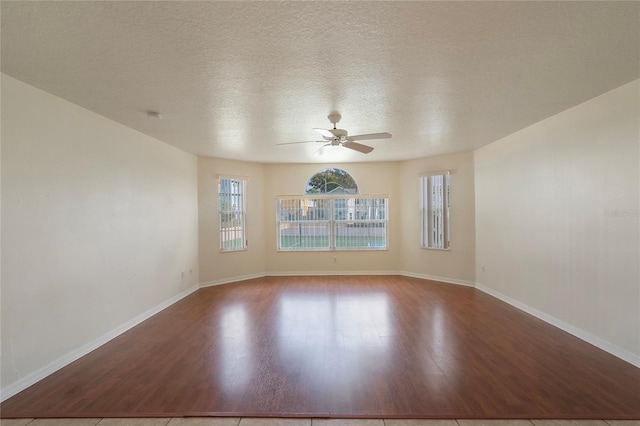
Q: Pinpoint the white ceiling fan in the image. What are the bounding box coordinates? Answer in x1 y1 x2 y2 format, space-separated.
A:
278 112 392 155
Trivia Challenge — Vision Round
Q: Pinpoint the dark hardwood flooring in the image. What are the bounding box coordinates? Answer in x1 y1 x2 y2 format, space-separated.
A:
2 276 639 419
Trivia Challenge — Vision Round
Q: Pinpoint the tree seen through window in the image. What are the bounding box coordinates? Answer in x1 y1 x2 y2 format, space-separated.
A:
305 168 358 194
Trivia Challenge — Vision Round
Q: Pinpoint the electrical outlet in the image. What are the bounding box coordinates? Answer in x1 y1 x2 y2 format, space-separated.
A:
333 257 337 263
181 271 185 279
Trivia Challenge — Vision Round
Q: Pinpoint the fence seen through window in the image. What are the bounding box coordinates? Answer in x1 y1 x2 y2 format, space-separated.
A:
277 197 387 251
219 177 246 251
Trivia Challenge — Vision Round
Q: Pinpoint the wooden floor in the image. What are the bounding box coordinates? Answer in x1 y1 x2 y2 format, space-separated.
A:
2 276 639 419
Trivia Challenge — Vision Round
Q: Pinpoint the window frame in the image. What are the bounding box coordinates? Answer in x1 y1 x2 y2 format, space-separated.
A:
276 195 388 251
419 171 450 250
218 175 247 252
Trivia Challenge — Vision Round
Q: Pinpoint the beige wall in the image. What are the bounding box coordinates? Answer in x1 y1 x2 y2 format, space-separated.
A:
263 162 403 274
198 158 474 278
400 152 476 284
1 75 199 394
198 158 476 278
475 80 640 364
198 157 266 284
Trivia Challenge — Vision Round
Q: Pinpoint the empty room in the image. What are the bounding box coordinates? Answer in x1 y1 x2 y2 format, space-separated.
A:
1 1 639 425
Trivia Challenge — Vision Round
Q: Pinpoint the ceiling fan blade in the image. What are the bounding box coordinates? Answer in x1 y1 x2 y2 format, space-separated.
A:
342 141 374 154
313 128 335 139
276 140 325 146
348 132 392 141
313 143 331 157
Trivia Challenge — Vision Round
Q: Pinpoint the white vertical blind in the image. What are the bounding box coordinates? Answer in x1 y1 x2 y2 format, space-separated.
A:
420 173 450 249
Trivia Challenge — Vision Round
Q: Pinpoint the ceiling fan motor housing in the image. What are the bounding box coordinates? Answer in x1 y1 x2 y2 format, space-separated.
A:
329 128 348 139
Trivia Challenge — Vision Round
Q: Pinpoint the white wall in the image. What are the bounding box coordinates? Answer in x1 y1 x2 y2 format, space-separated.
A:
1 74 200 396
264 162 402 274
400 152 476 285
475 80 640 365
198 157 266 285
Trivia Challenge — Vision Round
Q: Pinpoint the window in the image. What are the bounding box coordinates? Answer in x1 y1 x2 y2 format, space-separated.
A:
305 168 358 195
420 172 450 249
277 198 331 250
218 176 247 251
277 197 387 251
334 198 387 249
278 168 387 251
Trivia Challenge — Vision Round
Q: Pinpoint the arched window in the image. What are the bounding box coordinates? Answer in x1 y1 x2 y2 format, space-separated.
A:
305 168 358 195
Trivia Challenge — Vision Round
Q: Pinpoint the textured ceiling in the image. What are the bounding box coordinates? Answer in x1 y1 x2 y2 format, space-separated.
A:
2 1 639 164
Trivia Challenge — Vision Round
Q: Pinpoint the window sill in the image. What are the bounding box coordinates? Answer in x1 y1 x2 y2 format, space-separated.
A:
277 248 389 252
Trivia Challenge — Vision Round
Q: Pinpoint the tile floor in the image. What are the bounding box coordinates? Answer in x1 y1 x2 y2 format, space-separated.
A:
0 419 638 426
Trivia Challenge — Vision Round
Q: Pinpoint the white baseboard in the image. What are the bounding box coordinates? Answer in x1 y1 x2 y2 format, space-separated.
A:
0 285 199 402
199 272 266 288
400 271 476 287
266 270 399 277
201 271 469 282
475 283 640 368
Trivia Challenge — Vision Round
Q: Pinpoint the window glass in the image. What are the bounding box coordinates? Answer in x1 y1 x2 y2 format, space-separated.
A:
305 168 358 194
219 177 247 251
